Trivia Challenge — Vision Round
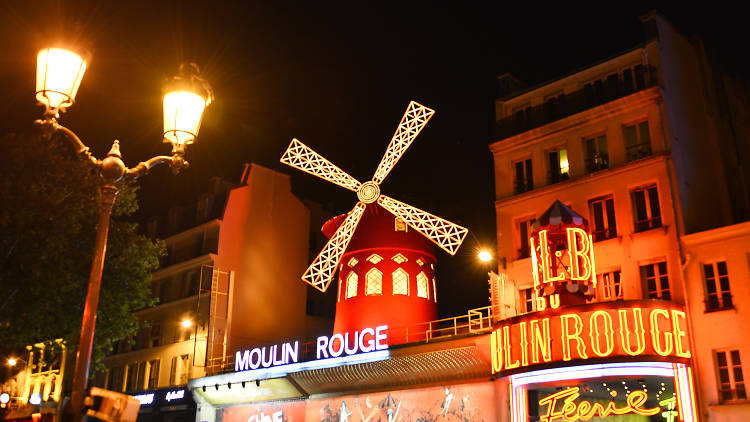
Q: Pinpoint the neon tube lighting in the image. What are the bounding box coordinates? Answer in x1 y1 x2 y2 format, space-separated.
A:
189 350 390 389
510 362 674 386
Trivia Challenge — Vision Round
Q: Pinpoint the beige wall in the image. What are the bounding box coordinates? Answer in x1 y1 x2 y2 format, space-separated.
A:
682 222 750 421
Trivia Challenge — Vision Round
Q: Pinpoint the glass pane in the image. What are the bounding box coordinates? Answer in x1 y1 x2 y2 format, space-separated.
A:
598 135 608 156
704 264 715 279
525 159 533 189
592 201 604 231
719 275 731 292
717 261 728 276
633 190 648 222
639 121 651 144
719 368 730 383
658 261 667 275
624 125 637 147
731 350 743 367
717 351 728 367
648 187 661 219
605 198 616 235
645 264 655 278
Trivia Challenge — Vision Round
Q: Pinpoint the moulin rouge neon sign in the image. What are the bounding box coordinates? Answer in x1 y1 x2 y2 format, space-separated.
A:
490 301 690 374
235 325 388 372
538 387 659 422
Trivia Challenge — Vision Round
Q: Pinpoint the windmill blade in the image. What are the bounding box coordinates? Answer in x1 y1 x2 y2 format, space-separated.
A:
371 101 435 185
281 138 362 192
302 202 367 292
378 195 468 255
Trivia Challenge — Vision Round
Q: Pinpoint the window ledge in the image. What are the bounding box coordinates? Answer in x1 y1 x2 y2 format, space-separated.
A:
704 306 737 314
630 224 668 238
709 399 750 407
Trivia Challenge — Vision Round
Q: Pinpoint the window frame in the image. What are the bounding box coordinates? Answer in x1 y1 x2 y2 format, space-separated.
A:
516 216 535 259
631 184 662 232
521 288 534 313
365 268 383 296
583 133 609 172
547 147 570 184
640 261 670 300
703 261 734 312
513 158 534 194
623 120 652 161
345 272 358 299
715 349 748 402
392 268 409 296
588 194 617 242
599 269 623 301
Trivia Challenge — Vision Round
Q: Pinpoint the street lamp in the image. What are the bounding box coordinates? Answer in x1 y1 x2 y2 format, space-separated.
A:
478 250 493 263
34 47 213 422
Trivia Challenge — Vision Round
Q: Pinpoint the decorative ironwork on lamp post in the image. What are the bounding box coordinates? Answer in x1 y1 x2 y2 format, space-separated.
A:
33 47 213 422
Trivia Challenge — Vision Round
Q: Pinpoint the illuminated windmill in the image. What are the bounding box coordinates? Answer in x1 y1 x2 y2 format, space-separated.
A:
280 101 469 340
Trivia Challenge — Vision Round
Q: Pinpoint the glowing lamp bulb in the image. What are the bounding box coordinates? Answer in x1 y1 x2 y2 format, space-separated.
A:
478 250 492 262
36 48 87 111
181 319 192 328
163 90 207 146
29 393 41 405
7 358 17 366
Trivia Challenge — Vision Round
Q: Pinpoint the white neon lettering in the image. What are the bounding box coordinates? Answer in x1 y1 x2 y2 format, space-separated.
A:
375 325 388 350
249 348 262 369
272 345 284 366
236 350 250 372
272 411 282 422
284 341 299 364
165 390 185 402
329 333 345 357
317 335 329 359
344 331 359 355
133 393 154 405
360 327 375 352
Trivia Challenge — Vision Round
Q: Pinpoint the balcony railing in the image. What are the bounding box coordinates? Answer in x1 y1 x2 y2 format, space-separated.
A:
496 65 657 139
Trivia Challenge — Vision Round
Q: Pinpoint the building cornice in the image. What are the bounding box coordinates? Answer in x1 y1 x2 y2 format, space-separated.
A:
490 87 662 155
152 254 216 280
162 219 221 244
681 221 750 246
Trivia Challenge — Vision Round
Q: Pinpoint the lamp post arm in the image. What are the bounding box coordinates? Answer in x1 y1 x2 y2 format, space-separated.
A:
35 117 100 169
126 154 189 179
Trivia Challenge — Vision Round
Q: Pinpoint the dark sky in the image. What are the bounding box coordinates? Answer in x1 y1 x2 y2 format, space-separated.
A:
0 2 739 317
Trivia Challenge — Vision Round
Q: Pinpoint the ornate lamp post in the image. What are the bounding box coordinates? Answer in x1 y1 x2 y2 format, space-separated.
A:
34 47 213 421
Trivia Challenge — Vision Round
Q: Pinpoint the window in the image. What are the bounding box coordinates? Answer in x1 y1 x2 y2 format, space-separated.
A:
704 261 733 311
347 257 358 267
365 268 382 295
109 366 124 392
589 195 617 241
187 270 200 297
716 350 747 402
548 148 569 183
623 121 652 161
169 356 177 385
416 272 429 298
366 254 383 264
631 185 661 232
521 288 534 313
416 258 425 267
432 277 437 303
600 270 623 300
391 254 407 264
514 158 533 194
640 261 670 300
178 354 189 385
517 217 535 259
147 360 160 389
126 363 138 392
136 362 147 391
394 217 408 232
392 269 409 295
583 134 609 172
150 323 161 347
346 273 358 299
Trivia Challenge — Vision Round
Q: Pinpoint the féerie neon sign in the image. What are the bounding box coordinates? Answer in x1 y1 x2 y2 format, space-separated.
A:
538 387 659 422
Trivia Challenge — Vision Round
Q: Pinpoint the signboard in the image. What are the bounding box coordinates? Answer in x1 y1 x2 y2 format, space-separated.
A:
490 301 690 375
235 326 388 372
537 387 659 422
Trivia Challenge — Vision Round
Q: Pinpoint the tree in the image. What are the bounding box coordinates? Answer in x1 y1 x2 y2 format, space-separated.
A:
0 132 164 373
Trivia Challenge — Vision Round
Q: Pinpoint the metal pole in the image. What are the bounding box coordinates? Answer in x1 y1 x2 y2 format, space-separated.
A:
70 183 118 422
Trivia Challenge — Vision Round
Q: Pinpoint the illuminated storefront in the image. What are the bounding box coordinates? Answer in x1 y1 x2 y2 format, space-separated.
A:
131 387 194 422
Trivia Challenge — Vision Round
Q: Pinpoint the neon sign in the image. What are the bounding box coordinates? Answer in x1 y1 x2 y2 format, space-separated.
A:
531 228 597 290
133 393 154 405
235 326 388 372
490 301 690 374
538 387 659 422
165 389 185 402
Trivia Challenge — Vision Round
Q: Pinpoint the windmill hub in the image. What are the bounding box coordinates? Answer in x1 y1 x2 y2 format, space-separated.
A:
357 181 380 204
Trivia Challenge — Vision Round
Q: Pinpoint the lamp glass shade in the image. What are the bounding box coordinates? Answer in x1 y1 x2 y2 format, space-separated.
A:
163 91 206 145
36 48 87 110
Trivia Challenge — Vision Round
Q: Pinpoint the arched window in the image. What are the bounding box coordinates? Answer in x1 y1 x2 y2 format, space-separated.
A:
366 268 383 295
346 272 358 299
392 269 409 295
417 272 429 298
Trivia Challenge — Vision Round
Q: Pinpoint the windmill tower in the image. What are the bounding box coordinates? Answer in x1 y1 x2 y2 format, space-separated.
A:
280 101 468 343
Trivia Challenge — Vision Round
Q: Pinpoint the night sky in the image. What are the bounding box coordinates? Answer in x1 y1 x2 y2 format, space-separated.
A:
0 2 739 317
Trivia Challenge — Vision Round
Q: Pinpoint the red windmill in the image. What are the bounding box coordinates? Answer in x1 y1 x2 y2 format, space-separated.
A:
280 101 469 343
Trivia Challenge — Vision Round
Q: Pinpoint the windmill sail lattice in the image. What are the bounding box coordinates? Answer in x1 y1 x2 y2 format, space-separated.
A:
280 101 469 292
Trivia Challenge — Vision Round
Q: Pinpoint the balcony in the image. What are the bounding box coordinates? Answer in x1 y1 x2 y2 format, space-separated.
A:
496 65 657 139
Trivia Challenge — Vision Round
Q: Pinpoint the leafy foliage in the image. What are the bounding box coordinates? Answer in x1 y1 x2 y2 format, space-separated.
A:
0 132 163 373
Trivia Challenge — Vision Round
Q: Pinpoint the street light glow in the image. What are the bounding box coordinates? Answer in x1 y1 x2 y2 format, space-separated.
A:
7 358 17 366
163 90 208 146
181 319 193 328
478 250 493 262
36 48 87 111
